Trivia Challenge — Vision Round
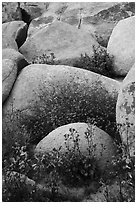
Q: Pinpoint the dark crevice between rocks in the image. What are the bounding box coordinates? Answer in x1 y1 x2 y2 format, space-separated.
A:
15 3 33 48
15 24 29 48
17 2 32 26
16 58 29 75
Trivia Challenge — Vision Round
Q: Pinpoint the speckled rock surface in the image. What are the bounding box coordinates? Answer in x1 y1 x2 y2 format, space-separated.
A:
116 64 135 156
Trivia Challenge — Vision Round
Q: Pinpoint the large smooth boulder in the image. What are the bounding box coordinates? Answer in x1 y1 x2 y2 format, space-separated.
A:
116 65 135 157
2 59 17 103
35 123 117 172
3 64 120 148
19 21 99 65
28 16 54 37
41 2 134 47
2 48 29 74
28 2 131 44
107 16 135 76
2 21 28 49
88 2 135 47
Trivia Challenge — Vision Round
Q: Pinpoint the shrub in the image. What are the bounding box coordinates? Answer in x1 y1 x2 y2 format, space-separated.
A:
100 123 135 202
95 33 110 48
2 121 135 201
39 127 101 188
73 45 114 78
31 52 56 65
2 125 101 201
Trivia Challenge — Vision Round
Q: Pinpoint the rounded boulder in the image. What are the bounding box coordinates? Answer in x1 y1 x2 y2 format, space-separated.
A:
3 64 120 147
28 16 54 37
19 21 99 66
35 123 117 172
2 21 28 50
107 16 135 76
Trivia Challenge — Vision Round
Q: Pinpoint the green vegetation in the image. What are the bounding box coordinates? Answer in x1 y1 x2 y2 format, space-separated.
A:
101 143 135 201
74 45 115 77
100 120 135 202
31 46 115 78
3 126 101 201
31 52 56 65
2 122 135 201
2 1 135 201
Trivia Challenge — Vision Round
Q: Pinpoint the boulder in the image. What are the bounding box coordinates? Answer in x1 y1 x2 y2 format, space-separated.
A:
43 2 117 24
28 16 54 37
60 2 117 46
20 2 50 21
2 21 28 49
2 48 29 74
35 123 117 172
19 21 99 66
27 15 95 39
2 59 17 103
2 2 19 23
107 16 135 76
27 2 119 43
116 65 135 157
88 2 135 47
2 2 49 23
41 2 135 47
2 2 116 24
2 34 18 51
3 64 120 149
